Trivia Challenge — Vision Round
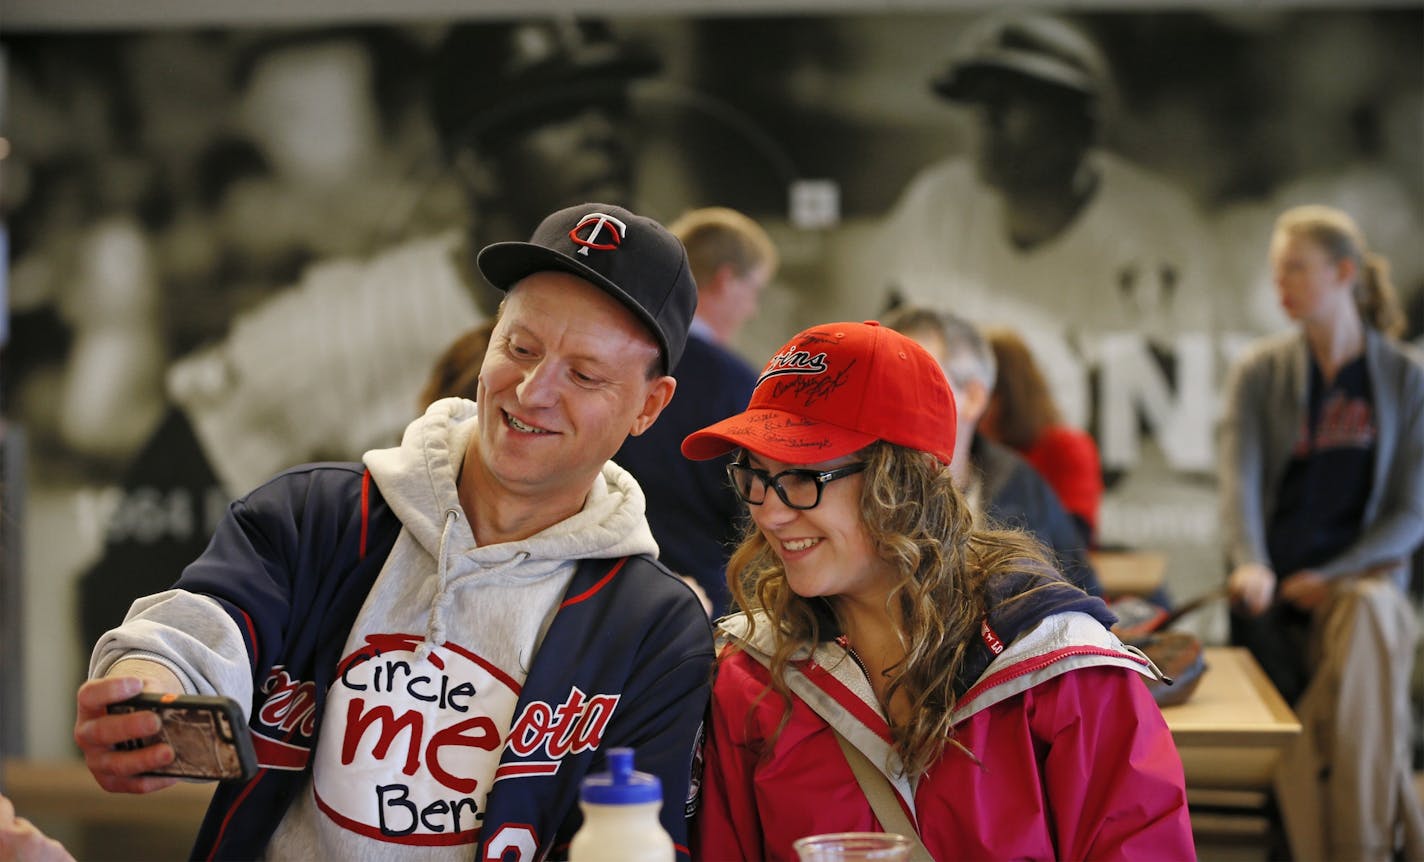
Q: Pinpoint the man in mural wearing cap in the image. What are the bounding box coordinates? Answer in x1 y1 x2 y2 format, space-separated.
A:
77 18 661 653
73 203 714 861
881 12 1214 349
877 11 1219 581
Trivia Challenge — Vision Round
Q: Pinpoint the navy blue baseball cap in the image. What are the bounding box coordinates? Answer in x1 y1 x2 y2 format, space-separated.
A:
477 203 698 372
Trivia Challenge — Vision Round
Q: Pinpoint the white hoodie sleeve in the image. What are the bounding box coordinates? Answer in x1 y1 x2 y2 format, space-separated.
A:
90 589 255 709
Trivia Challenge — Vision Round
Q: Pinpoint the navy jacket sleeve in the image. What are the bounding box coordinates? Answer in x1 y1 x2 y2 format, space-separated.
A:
173 463 385 684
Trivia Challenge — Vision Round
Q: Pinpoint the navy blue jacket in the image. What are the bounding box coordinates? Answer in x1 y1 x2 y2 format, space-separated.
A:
615 331 758 617
175 464 714 861
974 435 1102 595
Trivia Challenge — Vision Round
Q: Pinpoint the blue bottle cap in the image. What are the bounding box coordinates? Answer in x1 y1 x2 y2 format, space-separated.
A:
580 748 662 805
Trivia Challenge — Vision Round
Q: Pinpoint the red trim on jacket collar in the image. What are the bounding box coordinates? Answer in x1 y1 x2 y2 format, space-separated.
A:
359 469 371 559
958 645 1147 707
795 657 894 744
560 557 629 608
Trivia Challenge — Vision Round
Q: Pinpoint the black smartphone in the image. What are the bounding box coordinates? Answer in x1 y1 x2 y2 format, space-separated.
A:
107 692 258 783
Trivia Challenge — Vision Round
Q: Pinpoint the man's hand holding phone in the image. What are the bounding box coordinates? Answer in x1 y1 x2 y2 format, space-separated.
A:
106 692 257 782
74 675 182 794
76 663 258 790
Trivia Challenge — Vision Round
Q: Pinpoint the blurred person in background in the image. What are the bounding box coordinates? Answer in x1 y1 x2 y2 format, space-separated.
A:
875 10 1229 633
885 307 1100 595
45 183 167 469
76 17 660 653
166 17 657 499
615 206 778 618
141 30 434 348
982 326 1103 547
684 320 1190 860
1220 204 1424 860
416 319 498 411
214 29 432 274
1210 18 1424 339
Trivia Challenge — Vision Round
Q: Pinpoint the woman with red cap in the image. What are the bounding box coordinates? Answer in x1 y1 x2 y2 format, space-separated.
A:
684 321 1191 861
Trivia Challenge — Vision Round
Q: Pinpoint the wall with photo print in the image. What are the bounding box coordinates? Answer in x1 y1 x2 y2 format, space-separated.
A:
3 7 1421 759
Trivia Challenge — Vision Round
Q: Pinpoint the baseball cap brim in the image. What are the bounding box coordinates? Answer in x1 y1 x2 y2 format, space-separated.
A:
681 408 879 465
477 242 672 367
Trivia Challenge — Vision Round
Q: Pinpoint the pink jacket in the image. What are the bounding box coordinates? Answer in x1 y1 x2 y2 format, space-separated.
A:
695 611 1194 861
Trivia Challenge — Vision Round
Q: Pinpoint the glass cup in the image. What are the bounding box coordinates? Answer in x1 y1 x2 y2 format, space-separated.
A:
792 832 913 861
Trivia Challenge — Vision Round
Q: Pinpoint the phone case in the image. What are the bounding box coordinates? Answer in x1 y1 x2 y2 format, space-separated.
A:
108 693 259 782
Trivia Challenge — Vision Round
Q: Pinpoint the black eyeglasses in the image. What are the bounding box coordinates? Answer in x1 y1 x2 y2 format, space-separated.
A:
726 461 867 510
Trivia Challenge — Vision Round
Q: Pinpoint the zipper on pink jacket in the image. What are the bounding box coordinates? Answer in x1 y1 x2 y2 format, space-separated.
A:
959 645 1152 706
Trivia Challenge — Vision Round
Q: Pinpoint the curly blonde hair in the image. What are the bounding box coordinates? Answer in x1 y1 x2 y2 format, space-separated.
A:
726 440 1062 778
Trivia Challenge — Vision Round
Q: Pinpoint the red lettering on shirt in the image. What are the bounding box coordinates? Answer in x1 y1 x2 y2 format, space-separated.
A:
507 687 620 759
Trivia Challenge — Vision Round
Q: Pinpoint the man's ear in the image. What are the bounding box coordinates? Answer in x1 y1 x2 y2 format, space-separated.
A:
1335 255 1358 288
702 263 739 298
961 378 992 426
628 376 677 437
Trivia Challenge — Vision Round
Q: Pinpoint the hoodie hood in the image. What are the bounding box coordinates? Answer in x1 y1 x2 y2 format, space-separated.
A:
362 396 658 657
366 397 658 565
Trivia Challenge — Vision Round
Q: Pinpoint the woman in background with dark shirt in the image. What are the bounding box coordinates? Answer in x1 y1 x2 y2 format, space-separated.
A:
1219 204 1424 861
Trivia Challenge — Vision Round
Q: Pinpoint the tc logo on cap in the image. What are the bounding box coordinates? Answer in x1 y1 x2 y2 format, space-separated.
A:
569 212 627 257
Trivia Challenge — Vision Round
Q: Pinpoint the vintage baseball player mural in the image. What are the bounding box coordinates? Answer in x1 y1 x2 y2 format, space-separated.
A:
3 8 1421 797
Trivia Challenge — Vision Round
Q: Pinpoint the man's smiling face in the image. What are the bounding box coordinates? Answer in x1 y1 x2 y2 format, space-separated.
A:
473 271 670 505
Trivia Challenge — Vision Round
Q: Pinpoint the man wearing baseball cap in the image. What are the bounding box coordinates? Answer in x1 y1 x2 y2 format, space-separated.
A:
79 18 666 662
76 202 713 862
685 320 1191 861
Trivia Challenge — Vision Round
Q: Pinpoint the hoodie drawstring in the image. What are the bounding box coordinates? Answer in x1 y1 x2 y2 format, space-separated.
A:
414 508 529 662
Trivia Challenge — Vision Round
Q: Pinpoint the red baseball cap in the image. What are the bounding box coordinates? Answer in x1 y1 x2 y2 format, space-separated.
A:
682 321 957 465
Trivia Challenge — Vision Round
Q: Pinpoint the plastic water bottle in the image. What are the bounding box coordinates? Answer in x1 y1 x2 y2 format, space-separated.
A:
568 747 674 862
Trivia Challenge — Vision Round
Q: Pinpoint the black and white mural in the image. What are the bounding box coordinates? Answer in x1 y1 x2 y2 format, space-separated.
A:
3 8 1421 759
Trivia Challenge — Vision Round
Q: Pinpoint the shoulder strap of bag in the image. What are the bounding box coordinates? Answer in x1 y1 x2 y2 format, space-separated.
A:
831 729 936 862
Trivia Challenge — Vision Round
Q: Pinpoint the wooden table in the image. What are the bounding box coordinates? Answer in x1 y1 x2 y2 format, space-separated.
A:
1161 646 1300 789
1090 549 1167 598
2 758 214 859
1160 647 1308 857
3 757 214 823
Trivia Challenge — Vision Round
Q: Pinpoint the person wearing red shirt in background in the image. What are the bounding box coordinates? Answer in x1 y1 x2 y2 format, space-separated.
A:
982 326 1103 547
684 320 1192 861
